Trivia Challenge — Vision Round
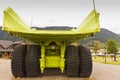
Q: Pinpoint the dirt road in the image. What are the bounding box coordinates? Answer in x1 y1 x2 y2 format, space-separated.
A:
0 59 120 80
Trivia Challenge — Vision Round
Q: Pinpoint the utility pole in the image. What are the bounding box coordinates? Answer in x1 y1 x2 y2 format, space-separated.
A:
105 44 107 63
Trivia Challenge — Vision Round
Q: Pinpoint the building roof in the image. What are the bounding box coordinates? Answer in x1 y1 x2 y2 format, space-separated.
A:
0 49 14 52
0 40 13 49
13 41 23 45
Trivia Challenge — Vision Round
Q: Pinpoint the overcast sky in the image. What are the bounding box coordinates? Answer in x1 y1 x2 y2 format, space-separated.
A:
0 0 120 33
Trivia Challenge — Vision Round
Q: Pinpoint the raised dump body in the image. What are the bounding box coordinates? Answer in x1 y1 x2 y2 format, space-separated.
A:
2 7 100 77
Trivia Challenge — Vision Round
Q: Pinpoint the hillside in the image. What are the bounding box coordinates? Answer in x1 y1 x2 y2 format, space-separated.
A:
0 27 21 41
81 28 120 44
94 28 120 42
0 26 120 43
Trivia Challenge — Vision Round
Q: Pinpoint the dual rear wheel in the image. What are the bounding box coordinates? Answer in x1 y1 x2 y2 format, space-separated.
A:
11 45 40 77
11 45 92 77
66 45 92 77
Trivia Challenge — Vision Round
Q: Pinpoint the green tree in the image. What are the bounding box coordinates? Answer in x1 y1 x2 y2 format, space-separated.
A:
106 39 118 61
99 43 105 49
93 40 100 54
87 40 93 47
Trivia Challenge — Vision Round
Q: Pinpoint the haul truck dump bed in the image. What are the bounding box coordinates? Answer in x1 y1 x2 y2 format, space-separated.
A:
2 7 100 77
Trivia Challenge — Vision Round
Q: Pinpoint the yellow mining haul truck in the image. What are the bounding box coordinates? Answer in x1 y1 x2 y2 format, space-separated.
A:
2 6 100 77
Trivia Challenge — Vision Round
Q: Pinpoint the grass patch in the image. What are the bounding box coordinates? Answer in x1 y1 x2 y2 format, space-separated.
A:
92 56 120 65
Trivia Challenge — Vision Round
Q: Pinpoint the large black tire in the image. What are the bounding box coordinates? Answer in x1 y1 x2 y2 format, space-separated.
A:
25 45 41 77
11 45 27 77
66 45 79 77
79 45 92 77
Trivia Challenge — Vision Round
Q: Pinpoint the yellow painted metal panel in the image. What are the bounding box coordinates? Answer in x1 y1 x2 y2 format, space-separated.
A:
2 7 100 43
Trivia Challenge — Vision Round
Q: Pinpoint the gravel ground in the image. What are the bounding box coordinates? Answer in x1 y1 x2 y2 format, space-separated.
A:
1 59 120 80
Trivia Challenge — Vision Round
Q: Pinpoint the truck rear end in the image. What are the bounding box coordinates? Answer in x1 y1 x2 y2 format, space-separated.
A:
2 7 100 77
